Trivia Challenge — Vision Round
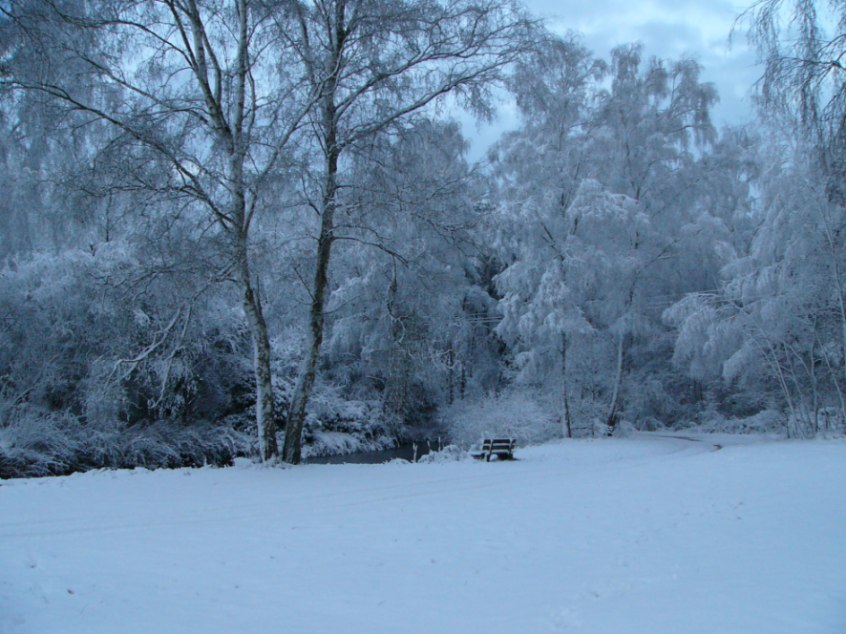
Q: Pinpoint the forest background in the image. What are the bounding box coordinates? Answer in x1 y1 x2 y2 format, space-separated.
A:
1 0 844 476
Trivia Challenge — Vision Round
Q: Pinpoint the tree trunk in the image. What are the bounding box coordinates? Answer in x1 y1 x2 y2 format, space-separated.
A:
382 271 410 424
283 89 340 464
606 332 626 435
459 363 467 401
236 234 278 461
830 244 846 389
283 205 333 464
447 343 455 405
562 332 573 438
282 2 349 465
606 282 636 436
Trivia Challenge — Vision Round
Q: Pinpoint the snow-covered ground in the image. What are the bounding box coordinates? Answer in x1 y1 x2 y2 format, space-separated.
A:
2 434 844 633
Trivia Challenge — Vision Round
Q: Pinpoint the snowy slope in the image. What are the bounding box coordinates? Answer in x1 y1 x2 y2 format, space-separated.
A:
1 435 844 633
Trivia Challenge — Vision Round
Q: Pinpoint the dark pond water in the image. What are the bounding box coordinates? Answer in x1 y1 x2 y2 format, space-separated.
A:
303 440 444 465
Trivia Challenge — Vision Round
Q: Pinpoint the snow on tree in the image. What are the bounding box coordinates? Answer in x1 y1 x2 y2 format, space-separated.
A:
667 137 846 436
279 0 532 463
1 0 322 459
492 35 725 434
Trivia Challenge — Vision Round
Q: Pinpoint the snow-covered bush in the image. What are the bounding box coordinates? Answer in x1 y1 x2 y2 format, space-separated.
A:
440 390 559 448
0 246 258 477
612 420 637 437
417 444 467 463
301 389 397 458
0 403 252 478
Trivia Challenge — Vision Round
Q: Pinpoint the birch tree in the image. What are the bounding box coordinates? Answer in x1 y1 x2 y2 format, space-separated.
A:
2 0 314 460
280 0 531 463
667 136 846 436
666 0 846 434
493 37 720 433
741 0 846 200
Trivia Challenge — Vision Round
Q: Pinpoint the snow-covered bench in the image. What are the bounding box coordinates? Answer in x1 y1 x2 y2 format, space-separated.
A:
472 438 516 462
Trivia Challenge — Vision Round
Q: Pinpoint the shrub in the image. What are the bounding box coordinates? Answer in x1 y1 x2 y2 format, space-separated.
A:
440 390 560 448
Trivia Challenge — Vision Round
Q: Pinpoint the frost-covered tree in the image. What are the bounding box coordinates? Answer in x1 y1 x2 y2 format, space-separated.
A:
280 0 532 463
2 0 315 459
314 120 501 440
740 0 846 202
492 36 723 434
0 238 257 476
668 134 846 436
663 1 846 437
495 178 662 434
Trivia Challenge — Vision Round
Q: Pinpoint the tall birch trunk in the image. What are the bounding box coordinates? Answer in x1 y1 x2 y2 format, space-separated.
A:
237 234 278 460
283 169 335 464
231 0 277 460
283 21 342 463
606 284 634 436
605 332 625 435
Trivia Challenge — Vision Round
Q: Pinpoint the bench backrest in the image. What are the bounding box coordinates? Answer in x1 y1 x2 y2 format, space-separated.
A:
481 438 516 451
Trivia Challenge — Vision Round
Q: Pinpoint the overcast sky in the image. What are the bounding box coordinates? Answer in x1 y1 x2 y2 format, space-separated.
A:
461 0 761 159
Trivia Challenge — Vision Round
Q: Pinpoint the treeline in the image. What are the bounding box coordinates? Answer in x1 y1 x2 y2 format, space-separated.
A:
0 0 843 477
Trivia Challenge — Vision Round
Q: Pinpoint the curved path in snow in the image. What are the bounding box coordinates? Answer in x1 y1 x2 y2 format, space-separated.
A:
643 432 723 451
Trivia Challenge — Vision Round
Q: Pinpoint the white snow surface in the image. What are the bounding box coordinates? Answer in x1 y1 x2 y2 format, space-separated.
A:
2 434 844 633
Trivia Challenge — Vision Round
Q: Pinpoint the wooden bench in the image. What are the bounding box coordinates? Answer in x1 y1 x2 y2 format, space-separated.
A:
472 438 516 462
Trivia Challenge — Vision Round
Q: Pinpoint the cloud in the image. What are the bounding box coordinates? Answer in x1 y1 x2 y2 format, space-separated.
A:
458 0 761 159
523 0 759 124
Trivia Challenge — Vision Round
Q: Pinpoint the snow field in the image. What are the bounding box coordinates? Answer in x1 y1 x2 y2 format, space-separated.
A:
1 435 844 633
